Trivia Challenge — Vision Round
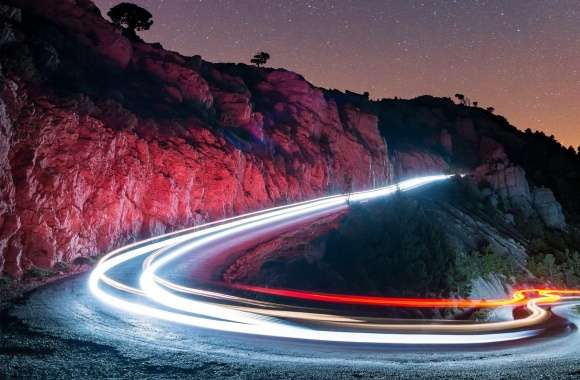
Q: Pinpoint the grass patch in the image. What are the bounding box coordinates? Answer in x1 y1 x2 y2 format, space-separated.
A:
0 274 13 289
24 266 56 279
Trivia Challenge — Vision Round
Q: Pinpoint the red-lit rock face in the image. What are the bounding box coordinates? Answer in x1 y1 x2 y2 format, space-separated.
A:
392 150 448 179
221 212 346 285
0 1 392 277
1 0 574 282
0 81 392 277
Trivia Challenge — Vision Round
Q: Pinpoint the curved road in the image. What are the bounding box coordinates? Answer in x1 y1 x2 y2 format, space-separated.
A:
2 175 580 378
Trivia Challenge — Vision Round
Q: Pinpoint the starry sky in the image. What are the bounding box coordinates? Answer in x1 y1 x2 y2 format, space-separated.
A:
93 0 580 148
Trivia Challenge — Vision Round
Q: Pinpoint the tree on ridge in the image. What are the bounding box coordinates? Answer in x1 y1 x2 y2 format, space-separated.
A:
108 3 153 36
251 51 271 67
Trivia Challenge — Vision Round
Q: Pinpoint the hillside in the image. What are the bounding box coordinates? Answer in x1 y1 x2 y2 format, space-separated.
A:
1 0 579 295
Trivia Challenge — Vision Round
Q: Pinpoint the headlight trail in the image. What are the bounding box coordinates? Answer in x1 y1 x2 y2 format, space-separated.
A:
89 174 580 345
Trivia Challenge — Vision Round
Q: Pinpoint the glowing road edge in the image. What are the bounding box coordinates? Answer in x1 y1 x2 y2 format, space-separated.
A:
89 175 572 345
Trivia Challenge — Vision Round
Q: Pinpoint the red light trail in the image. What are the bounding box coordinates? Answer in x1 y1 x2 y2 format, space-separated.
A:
228 284 578 309
90 175 580 345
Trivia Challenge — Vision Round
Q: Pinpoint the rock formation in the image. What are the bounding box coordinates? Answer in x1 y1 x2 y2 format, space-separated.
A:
392 150 448 179
0 0 578 288
0 0 391 277
532 187 566 230
474 161 533 213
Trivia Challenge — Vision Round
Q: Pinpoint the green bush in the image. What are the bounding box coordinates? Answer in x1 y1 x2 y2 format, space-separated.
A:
527 251 580 286
477 245 516 276
322 194 469 297
454 245 517 289
24 266 56 279
0 274 12 289
562 251 580 286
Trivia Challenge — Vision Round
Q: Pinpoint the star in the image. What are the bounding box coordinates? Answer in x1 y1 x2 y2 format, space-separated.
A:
92 0 580 147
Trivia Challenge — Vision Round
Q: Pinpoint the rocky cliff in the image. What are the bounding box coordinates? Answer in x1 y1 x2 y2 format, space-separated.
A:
0 0 392 278
1 0 579 289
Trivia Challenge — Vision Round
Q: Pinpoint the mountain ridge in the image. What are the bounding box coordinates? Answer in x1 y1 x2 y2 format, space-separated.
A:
1 0 579 295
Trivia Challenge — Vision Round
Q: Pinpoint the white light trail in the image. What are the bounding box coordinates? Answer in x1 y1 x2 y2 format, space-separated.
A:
89 174 551 345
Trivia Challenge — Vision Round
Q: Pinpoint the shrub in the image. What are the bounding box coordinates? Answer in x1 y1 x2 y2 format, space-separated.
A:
323 195 468 297
528 251 580 287
455 245 517 289
0 274 12 289
528 253 562 285
24 266 56 279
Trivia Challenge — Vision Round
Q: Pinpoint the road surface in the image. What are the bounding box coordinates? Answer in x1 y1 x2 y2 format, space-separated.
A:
2 175 580 378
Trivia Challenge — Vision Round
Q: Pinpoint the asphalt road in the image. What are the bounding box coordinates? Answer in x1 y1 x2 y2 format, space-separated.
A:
2 175 580 379
1 273 580 379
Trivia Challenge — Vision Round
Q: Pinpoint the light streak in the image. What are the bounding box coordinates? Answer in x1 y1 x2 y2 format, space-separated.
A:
89 174 579 345
224 287 570 310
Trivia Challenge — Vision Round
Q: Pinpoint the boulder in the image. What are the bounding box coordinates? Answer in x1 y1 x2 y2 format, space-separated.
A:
392 150 448 179
142 58 213 107
214 91 252 127
474 161 532 214
532 187 566 230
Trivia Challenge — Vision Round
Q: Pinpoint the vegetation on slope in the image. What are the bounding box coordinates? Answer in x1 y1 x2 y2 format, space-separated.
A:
252 178 580 298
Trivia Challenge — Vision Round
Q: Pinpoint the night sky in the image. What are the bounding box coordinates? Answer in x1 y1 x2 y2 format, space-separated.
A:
93 0 580 148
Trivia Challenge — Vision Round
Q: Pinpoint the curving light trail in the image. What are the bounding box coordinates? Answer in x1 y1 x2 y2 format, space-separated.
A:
89 174 580 345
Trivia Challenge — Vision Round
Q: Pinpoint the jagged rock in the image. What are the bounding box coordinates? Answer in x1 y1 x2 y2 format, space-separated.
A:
0 4 21 22
142 57 213 107
454 117 478 142
222 213 344 284
0 22 16 46
214 91 252 127
474 161 532 214
0 2 392 276
504 213 515 225
0 79 18 276
0 83 390 276
392 150 448 179
425 200 528 265
440 128 452 155
0 0 577 284
532 187 566 230
479 187 499 208
479 136 507 162
469 274 510 301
